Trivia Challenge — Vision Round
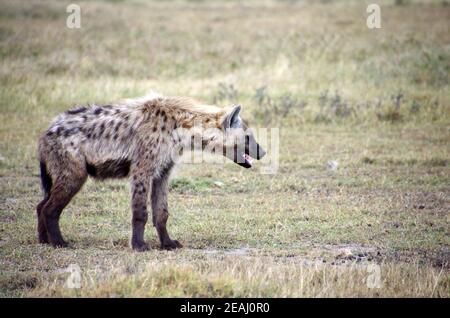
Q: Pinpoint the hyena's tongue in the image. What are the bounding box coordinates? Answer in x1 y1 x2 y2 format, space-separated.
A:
243 154 253 165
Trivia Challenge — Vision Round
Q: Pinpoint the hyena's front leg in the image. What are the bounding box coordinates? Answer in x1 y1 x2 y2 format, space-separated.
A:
130 167 153 252
151 168 183 250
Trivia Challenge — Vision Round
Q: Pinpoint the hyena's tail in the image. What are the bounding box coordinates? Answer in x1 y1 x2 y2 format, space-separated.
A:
39 161 52 199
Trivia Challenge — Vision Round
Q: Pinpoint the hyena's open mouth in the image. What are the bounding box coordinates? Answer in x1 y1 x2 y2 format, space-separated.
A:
236 153 254 169
242 153 254 168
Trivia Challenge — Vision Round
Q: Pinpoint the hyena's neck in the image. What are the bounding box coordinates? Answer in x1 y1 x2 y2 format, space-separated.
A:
140 96 225 141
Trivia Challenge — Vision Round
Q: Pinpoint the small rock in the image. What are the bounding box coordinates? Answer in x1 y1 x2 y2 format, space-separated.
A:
342 248 353 257
325 160 339 170
418 204 425 209
213 181 224 188
337 248 353 258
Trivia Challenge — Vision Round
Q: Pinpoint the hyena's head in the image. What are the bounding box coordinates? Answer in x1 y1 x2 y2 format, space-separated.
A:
200 105 266 168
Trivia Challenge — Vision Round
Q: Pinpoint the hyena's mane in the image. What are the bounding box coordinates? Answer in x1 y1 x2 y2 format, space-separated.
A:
135 94 226 130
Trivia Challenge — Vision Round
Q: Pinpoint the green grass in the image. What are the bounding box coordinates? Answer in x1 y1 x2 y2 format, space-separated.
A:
0 0 449 297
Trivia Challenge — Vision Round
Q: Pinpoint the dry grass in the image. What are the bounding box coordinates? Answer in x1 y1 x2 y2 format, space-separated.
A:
27 256 448 297
0 0 449 297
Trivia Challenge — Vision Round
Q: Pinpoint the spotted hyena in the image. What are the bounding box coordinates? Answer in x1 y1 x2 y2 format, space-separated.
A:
37 93 266 251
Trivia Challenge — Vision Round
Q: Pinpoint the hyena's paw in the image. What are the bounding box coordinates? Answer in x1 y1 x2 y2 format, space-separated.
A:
132 241 150 252
38 234 50 244
161 239 183 251
50 239 69 248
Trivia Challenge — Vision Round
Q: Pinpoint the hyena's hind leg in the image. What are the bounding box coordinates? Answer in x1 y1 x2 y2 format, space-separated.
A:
39 158 87 248
151 163 182 250
37 199 50 244
37 161 53 244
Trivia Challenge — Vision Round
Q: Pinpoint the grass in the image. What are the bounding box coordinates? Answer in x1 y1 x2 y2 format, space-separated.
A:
0 0 449 297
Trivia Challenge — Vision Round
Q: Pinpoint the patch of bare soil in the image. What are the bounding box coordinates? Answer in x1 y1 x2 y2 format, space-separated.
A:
197 243 449 269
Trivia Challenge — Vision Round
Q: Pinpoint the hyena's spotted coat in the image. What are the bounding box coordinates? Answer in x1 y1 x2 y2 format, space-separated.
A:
37 93 265 251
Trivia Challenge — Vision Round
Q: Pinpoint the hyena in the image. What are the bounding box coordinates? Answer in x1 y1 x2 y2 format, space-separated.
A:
37 93 266 251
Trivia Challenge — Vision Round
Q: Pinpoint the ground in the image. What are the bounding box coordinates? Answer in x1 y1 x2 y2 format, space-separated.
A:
0 0 449 297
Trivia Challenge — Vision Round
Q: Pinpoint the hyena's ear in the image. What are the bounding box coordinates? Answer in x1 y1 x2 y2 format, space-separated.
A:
223 105 242 129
